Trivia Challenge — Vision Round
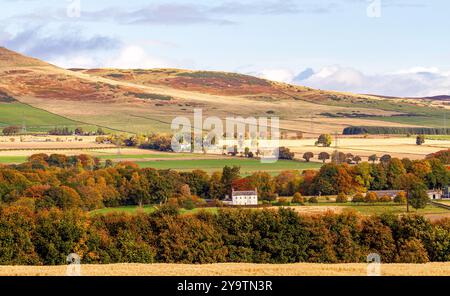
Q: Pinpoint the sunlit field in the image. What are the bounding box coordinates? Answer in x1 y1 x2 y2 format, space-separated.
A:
2 263 449 276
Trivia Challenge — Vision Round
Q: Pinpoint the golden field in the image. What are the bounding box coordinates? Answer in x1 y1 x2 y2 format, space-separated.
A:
1 263 450 276
1 135 448 162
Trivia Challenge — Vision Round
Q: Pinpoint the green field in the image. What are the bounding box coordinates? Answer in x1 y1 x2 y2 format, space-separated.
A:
89 202 449 218
425 135 450 140
96 152 200 160
0 102 102 132
0 156 28 163
135 158 322 174
322 97 449 128
89 205 218 216
338 203 448 215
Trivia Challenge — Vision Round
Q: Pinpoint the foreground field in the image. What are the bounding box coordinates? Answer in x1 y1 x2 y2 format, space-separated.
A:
1 263 449 276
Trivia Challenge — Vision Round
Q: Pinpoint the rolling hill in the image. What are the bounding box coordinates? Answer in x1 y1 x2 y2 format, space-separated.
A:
0 47 448 135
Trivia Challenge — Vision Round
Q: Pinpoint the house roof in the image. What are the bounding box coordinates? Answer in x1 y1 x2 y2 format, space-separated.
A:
368 190 402 196
232 190 257 196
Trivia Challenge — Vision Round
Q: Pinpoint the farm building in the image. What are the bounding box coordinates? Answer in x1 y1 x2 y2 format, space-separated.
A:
227 188 258 206
427 190 442 200
443 186 450 199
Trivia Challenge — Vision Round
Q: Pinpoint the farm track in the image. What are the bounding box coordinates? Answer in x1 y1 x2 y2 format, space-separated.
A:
430 201 450 211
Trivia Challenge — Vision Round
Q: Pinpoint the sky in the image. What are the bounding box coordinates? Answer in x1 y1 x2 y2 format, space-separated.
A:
1 0 449 97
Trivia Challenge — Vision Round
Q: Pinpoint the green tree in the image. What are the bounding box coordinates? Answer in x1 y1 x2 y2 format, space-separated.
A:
317 134 332 147
318 152 330 163
2 125 20 136
368 154 378 164
416 135 425 145
221 166 241 198
399 173 429 212
336 192 348 203
387 158 406 189
278 147 295 160
303 152 314 162
380 154 392 164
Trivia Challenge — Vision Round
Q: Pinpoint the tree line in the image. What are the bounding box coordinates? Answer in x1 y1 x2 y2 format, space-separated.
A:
343 126 450 135
0 153 448 212
1 206 449 265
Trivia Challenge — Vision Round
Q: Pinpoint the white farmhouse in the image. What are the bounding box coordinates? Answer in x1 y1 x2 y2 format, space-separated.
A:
231 188 258 206
427 190 442 200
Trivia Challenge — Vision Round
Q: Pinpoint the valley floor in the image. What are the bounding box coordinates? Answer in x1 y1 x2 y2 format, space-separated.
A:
1 263 450 276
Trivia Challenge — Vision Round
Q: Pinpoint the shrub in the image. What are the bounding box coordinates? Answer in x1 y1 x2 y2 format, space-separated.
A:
378 194 392 203
308 196 318 203
336 193 348 203
291 192 304 204
394 192 407 204
365 192 378 203
183 199 195 210
276 197 291 206
352 193 365 203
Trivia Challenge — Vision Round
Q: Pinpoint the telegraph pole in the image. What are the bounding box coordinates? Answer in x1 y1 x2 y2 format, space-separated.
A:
21 112 27 134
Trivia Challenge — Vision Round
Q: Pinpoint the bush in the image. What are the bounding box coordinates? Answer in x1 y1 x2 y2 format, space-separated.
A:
365 192 378 203
378 194 392 203
276 197 291 206
291 192 304 204
336 193 348 203
308 196 318 203
394 192 407 204
352 193 365 203
183 199 195 210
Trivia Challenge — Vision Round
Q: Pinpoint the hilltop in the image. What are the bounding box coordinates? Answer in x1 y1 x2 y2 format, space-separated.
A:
0 47 51 68
0 47 447 135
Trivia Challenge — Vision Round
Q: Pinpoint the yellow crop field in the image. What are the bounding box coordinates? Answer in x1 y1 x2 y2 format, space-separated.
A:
1 263 449 276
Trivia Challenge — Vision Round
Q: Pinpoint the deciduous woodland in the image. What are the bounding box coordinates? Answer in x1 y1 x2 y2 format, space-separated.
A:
0 151 448 265
1 206 450 265
0 151 448 209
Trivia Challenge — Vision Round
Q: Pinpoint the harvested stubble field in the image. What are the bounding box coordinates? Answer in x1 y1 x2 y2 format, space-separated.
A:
280 137 450 161
1 263 450 276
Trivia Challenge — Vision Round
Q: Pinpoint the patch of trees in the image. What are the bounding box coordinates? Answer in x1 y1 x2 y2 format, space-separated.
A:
316 134 332 147
2 125 20 136
1 206 449 265
343 126 450 135
125 92 173 101
416 135 425 145
426 149 450 164
304 157 449 210
278 147 295 160
48 127 105 136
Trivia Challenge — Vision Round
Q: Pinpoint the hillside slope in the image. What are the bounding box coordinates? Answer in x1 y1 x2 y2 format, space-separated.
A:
0 47 447 135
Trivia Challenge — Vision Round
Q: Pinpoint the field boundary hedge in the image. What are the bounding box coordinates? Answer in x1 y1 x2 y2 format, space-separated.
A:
343 126 450 135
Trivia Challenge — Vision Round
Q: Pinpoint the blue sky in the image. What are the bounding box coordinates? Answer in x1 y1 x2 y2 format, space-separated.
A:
1 0 449 97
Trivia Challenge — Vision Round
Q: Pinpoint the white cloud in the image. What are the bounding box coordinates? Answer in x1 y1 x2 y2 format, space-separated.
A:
247 68 296 83
105 45 170 69
292 65 450 97
246 65 450 97
47 45 175 69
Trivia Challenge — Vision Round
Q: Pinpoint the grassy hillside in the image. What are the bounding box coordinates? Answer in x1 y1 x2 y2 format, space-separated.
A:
0 102 94 132
1 47 448 136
